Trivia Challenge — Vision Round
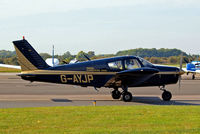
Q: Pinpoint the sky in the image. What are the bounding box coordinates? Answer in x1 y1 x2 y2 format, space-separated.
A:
0 0 200 55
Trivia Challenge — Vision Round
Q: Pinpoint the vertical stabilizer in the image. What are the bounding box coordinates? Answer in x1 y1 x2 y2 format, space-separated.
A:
13 39 49 71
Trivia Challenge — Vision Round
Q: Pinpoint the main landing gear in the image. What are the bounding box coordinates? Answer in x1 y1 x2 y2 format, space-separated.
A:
160 86 172 101
111 85 172 102
111 87 121 99
111 86 133 102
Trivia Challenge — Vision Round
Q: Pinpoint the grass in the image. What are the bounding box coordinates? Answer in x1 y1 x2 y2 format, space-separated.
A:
0 106 200 134
0 67 20 72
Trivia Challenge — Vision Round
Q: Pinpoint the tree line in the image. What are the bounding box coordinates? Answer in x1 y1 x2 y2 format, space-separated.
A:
116 48 188 57
0 48 199 65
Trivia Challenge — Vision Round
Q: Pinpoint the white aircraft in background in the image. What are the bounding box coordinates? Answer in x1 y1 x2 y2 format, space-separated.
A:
0 63 21 69
69 58 79 64
182 61 200 79
0 58 59 70
45 58 59 66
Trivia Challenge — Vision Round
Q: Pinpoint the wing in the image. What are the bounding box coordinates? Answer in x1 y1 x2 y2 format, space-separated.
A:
117 67 159 76
182 68 200 74
105 67 159 87
0 64 21 69
196 70 200 73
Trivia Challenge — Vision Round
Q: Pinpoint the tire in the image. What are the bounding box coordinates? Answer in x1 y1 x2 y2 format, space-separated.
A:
162 91 172 101
111 90 121 99
122 92 132 102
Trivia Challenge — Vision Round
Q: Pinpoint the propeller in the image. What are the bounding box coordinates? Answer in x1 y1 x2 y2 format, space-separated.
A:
178 53 184 90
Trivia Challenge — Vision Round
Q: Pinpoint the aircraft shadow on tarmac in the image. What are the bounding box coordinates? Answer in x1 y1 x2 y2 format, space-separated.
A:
51 97 200 105
132 96 200 105
51 99 72 102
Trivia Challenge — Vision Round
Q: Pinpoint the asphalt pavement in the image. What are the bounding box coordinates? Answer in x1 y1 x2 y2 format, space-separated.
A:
0 73 200 108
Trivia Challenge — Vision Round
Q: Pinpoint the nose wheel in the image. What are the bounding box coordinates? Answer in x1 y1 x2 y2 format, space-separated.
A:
160 86 172 101
162 91 172 101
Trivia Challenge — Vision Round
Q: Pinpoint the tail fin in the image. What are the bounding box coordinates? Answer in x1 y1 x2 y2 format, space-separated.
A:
13 39 50 71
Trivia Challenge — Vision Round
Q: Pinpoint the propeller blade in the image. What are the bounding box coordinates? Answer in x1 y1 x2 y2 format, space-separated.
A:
178 75 181 90
178 53 183 91
180 53 183 71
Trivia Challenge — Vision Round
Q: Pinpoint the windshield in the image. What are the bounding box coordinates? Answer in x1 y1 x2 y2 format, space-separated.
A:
138 57 154 67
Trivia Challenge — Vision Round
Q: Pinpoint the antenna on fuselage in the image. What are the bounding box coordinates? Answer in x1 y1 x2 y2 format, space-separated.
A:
83 54 91 61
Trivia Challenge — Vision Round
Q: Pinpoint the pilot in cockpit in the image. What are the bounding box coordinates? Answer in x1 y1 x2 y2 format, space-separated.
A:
126 59 141 69
127 60 134 69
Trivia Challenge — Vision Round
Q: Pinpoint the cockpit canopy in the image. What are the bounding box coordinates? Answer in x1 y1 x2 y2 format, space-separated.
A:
107 57 154 70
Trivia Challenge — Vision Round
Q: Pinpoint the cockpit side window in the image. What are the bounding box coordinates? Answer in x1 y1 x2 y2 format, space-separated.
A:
125 59 141 69
108 60 123 70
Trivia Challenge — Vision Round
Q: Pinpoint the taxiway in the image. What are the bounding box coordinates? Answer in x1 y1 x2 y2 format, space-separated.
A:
0 73 200 108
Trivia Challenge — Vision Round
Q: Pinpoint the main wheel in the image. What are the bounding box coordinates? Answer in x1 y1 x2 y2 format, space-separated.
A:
122 92 132 102
162 91 172 101
111 90 121 99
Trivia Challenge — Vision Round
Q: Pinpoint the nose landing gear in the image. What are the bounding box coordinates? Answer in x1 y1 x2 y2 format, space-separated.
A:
160 86 172 101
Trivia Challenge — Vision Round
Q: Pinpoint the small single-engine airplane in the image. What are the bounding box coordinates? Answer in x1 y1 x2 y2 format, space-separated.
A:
182 61 200 80
12 38 184 102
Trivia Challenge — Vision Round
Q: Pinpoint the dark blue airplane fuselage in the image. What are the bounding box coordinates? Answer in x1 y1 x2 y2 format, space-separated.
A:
20 56 180 88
